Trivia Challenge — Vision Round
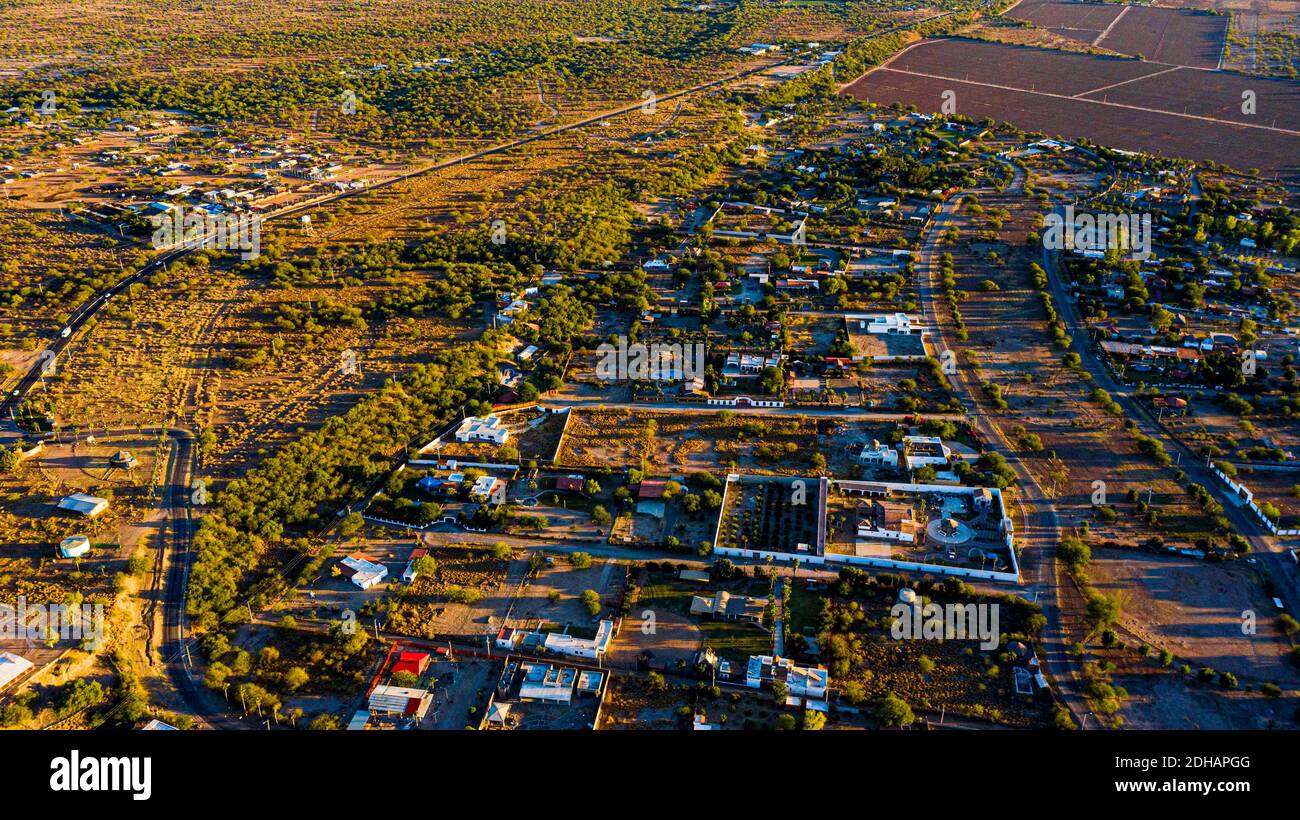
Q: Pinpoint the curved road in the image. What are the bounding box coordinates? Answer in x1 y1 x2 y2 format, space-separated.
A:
5 4 999 728
915 169 1098 727
1040 202 1299 617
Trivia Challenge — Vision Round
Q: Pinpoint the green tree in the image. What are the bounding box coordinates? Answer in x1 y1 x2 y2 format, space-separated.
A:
284 666 310 692
1058 536 1091 570
339 511 364 536
389 670 418 688
308 713 341 730
876 693 914 727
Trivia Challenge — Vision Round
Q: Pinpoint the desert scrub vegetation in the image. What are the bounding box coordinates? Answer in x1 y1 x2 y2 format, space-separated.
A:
185 337 500 630
803 569 1051 727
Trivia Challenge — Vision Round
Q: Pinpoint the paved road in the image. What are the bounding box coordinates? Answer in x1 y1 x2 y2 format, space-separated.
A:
0 0 985 426
114 427 245 728
915 171 1097 727
1040 203 1300 619
156 429 235 727
542 397 965 421
0 58 815 425
6 4 1003 728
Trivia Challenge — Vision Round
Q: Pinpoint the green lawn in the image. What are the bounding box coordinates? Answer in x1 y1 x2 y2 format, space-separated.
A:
640 579 697 614
698 620 773 666
641 575 773 664
784 582 823 638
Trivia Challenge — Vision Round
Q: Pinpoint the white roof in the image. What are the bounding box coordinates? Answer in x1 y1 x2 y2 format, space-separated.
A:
142 719 177 730
347 710 371 730
56 493 109 517
340 555 385 575
0 650 34 690
59 534 91 558
369 685 428 713
543 619 615 656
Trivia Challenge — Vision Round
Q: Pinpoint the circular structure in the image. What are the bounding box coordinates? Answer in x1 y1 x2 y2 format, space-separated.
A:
897 588 918 606
59 534 91 559
926 515 975 547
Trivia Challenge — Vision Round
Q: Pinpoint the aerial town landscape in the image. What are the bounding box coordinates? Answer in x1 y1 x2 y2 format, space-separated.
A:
0 0 1298 790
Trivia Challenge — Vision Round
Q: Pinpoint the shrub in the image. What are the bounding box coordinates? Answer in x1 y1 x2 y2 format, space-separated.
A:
876 693 915 727
1058 536 1091 570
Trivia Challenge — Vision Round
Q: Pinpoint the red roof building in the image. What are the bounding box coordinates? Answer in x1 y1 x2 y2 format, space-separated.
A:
638 479 668 500
391 650 430 678
556 475 584 493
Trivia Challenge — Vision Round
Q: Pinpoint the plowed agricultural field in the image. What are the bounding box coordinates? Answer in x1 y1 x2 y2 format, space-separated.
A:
1008 0 1229 69
1093 5 1229 68
1077 66 1300 132
842 38 1300 180
880 36 1168 96
1006 0 1126 43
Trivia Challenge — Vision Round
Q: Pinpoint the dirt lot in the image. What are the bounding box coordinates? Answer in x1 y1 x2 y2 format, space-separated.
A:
1164 396 1300 464
1093 5 1229 68
1006 0 1127 39
421 656 499 730
1220 467 1300 529
0 434 162 578
1087 546 1300 687
1077 65 1300 131
506 555 625 627
383 544 516 638
559 407 895 474
1085 638 1299 729
597 673 693 729
424 405 568 464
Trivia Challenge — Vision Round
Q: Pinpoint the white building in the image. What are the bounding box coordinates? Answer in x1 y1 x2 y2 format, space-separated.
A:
339 554 388 589
0 650 34 691
847 312 916 335
141 719 177 730
858 439 899 469
723 353 782 378
518 662 576 704
368 684 432 719
900 435 952 470
495 627 525 651
56 493 109 518
470 475 507 505
543 619 614 659
744 655 828 700
455 415 510 445
858 498 920 543
58 534 91 559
